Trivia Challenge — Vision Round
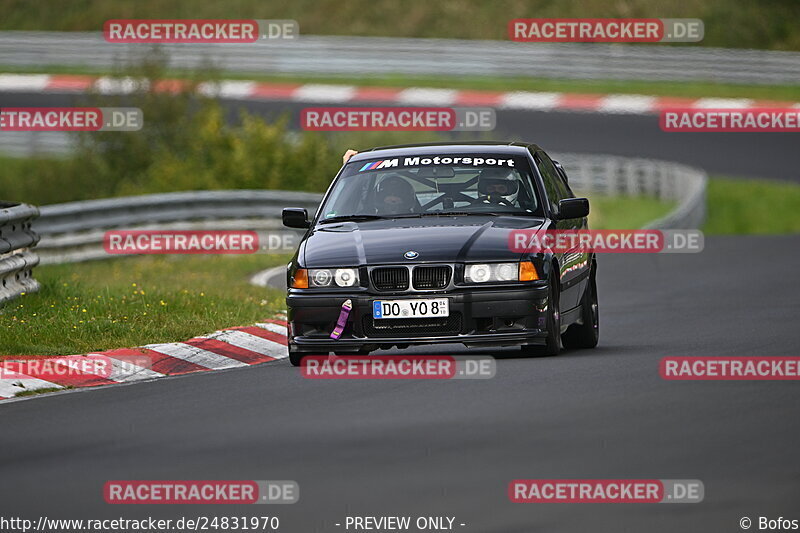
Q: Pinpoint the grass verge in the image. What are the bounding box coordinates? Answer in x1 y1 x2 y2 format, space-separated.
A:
704 177 800 234
0 254 289 356
587 177 800 234
585 194 676 229
14 386 73 398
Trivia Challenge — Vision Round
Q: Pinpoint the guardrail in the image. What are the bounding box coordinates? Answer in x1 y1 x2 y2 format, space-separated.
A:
0 131 73 157
1 31 798 85
31 153 706 264
34 190 322 264
554 153 707 229
0 202 41 305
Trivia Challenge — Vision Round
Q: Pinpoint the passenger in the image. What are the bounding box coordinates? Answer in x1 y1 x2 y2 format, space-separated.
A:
343 149 358 165
376 175 417 215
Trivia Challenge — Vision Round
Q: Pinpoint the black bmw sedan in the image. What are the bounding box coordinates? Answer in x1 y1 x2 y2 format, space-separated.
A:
281 142 599 366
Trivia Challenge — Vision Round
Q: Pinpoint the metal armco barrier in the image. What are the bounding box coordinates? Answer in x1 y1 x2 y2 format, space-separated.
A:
0 31 798 85
0 131 74 157
31 153 707 264
34 190 323 264
0 202 41 305
554 153 707 230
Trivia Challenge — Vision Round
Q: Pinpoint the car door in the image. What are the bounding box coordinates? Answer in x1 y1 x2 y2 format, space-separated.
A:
534 151 589 311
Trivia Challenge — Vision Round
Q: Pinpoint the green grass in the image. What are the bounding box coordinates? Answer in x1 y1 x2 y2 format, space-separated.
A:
704 177 800 234
587 178 800 234
3 65 798 102
14 386 73 398
0 254 289 356
585 194 676 229
1 0 799 51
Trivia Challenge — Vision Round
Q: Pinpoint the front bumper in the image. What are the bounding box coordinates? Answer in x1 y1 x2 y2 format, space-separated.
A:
287 284 549 353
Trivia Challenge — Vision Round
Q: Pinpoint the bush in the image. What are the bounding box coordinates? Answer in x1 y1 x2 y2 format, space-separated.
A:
0 54 448 205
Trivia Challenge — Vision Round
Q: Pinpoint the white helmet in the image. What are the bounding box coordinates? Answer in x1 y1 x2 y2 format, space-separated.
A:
477 168 519 205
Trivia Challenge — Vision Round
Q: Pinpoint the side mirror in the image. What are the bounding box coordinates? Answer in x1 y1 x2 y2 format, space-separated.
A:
552 160 568 183
282 208 310 229
556 198 589 220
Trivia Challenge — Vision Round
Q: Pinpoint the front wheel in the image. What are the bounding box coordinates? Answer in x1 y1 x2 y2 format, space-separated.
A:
561 267 599 349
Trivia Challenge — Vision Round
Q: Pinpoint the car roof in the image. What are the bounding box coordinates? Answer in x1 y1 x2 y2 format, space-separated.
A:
348 141 541 162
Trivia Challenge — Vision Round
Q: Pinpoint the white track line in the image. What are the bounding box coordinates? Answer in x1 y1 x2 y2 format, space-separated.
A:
500 91 560 110
397 87 458 106
693 98 754 109
599 95 658 114
0 73 51 91
293 84 356 102
94 76 143 94
85 355 165 382
203 330 287 359
144 343 248 370
0 364 63 397
250 265 285 287
255 322 289 337
197 80 256 99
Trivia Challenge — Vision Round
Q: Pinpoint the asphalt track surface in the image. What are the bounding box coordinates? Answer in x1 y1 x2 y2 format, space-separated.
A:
1 91 799 182
1 91 800 532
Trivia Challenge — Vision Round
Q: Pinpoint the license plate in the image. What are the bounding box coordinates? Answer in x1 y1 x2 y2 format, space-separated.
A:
373 299 449 319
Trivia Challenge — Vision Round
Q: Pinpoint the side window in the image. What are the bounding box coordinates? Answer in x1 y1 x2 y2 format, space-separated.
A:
535 152 569 212
551 160 575 198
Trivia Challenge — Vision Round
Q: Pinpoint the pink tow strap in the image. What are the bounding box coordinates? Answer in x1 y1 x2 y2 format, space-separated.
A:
330 299 353 339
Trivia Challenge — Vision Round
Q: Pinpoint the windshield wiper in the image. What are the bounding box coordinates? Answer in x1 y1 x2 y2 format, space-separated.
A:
318 214 388 224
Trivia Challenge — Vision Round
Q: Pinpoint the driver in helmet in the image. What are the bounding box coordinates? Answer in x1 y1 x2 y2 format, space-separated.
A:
376 175 417 215
476 168 519 206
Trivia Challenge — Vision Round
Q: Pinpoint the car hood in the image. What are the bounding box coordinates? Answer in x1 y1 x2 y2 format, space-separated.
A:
300 216 546 266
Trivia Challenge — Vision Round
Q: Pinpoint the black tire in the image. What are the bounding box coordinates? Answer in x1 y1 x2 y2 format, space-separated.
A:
521 275 561 357
561 265 599 349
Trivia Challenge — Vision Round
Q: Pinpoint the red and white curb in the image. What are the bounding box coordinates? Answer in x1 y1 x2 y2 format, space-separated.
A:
1 73 798 115
0 319 288 401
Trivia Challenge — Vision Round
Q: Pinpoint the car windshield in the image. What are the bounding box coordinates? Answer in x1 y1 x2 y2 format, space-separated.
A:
318 153 543 222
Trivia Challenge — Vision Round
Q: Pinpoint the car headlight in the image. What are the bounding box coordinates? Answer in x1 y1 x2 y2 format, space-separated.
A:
495 263 518 281
311 269 332 287
465 264 494 283
465 262 538 283
304 268 360 288
334 268 358 287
